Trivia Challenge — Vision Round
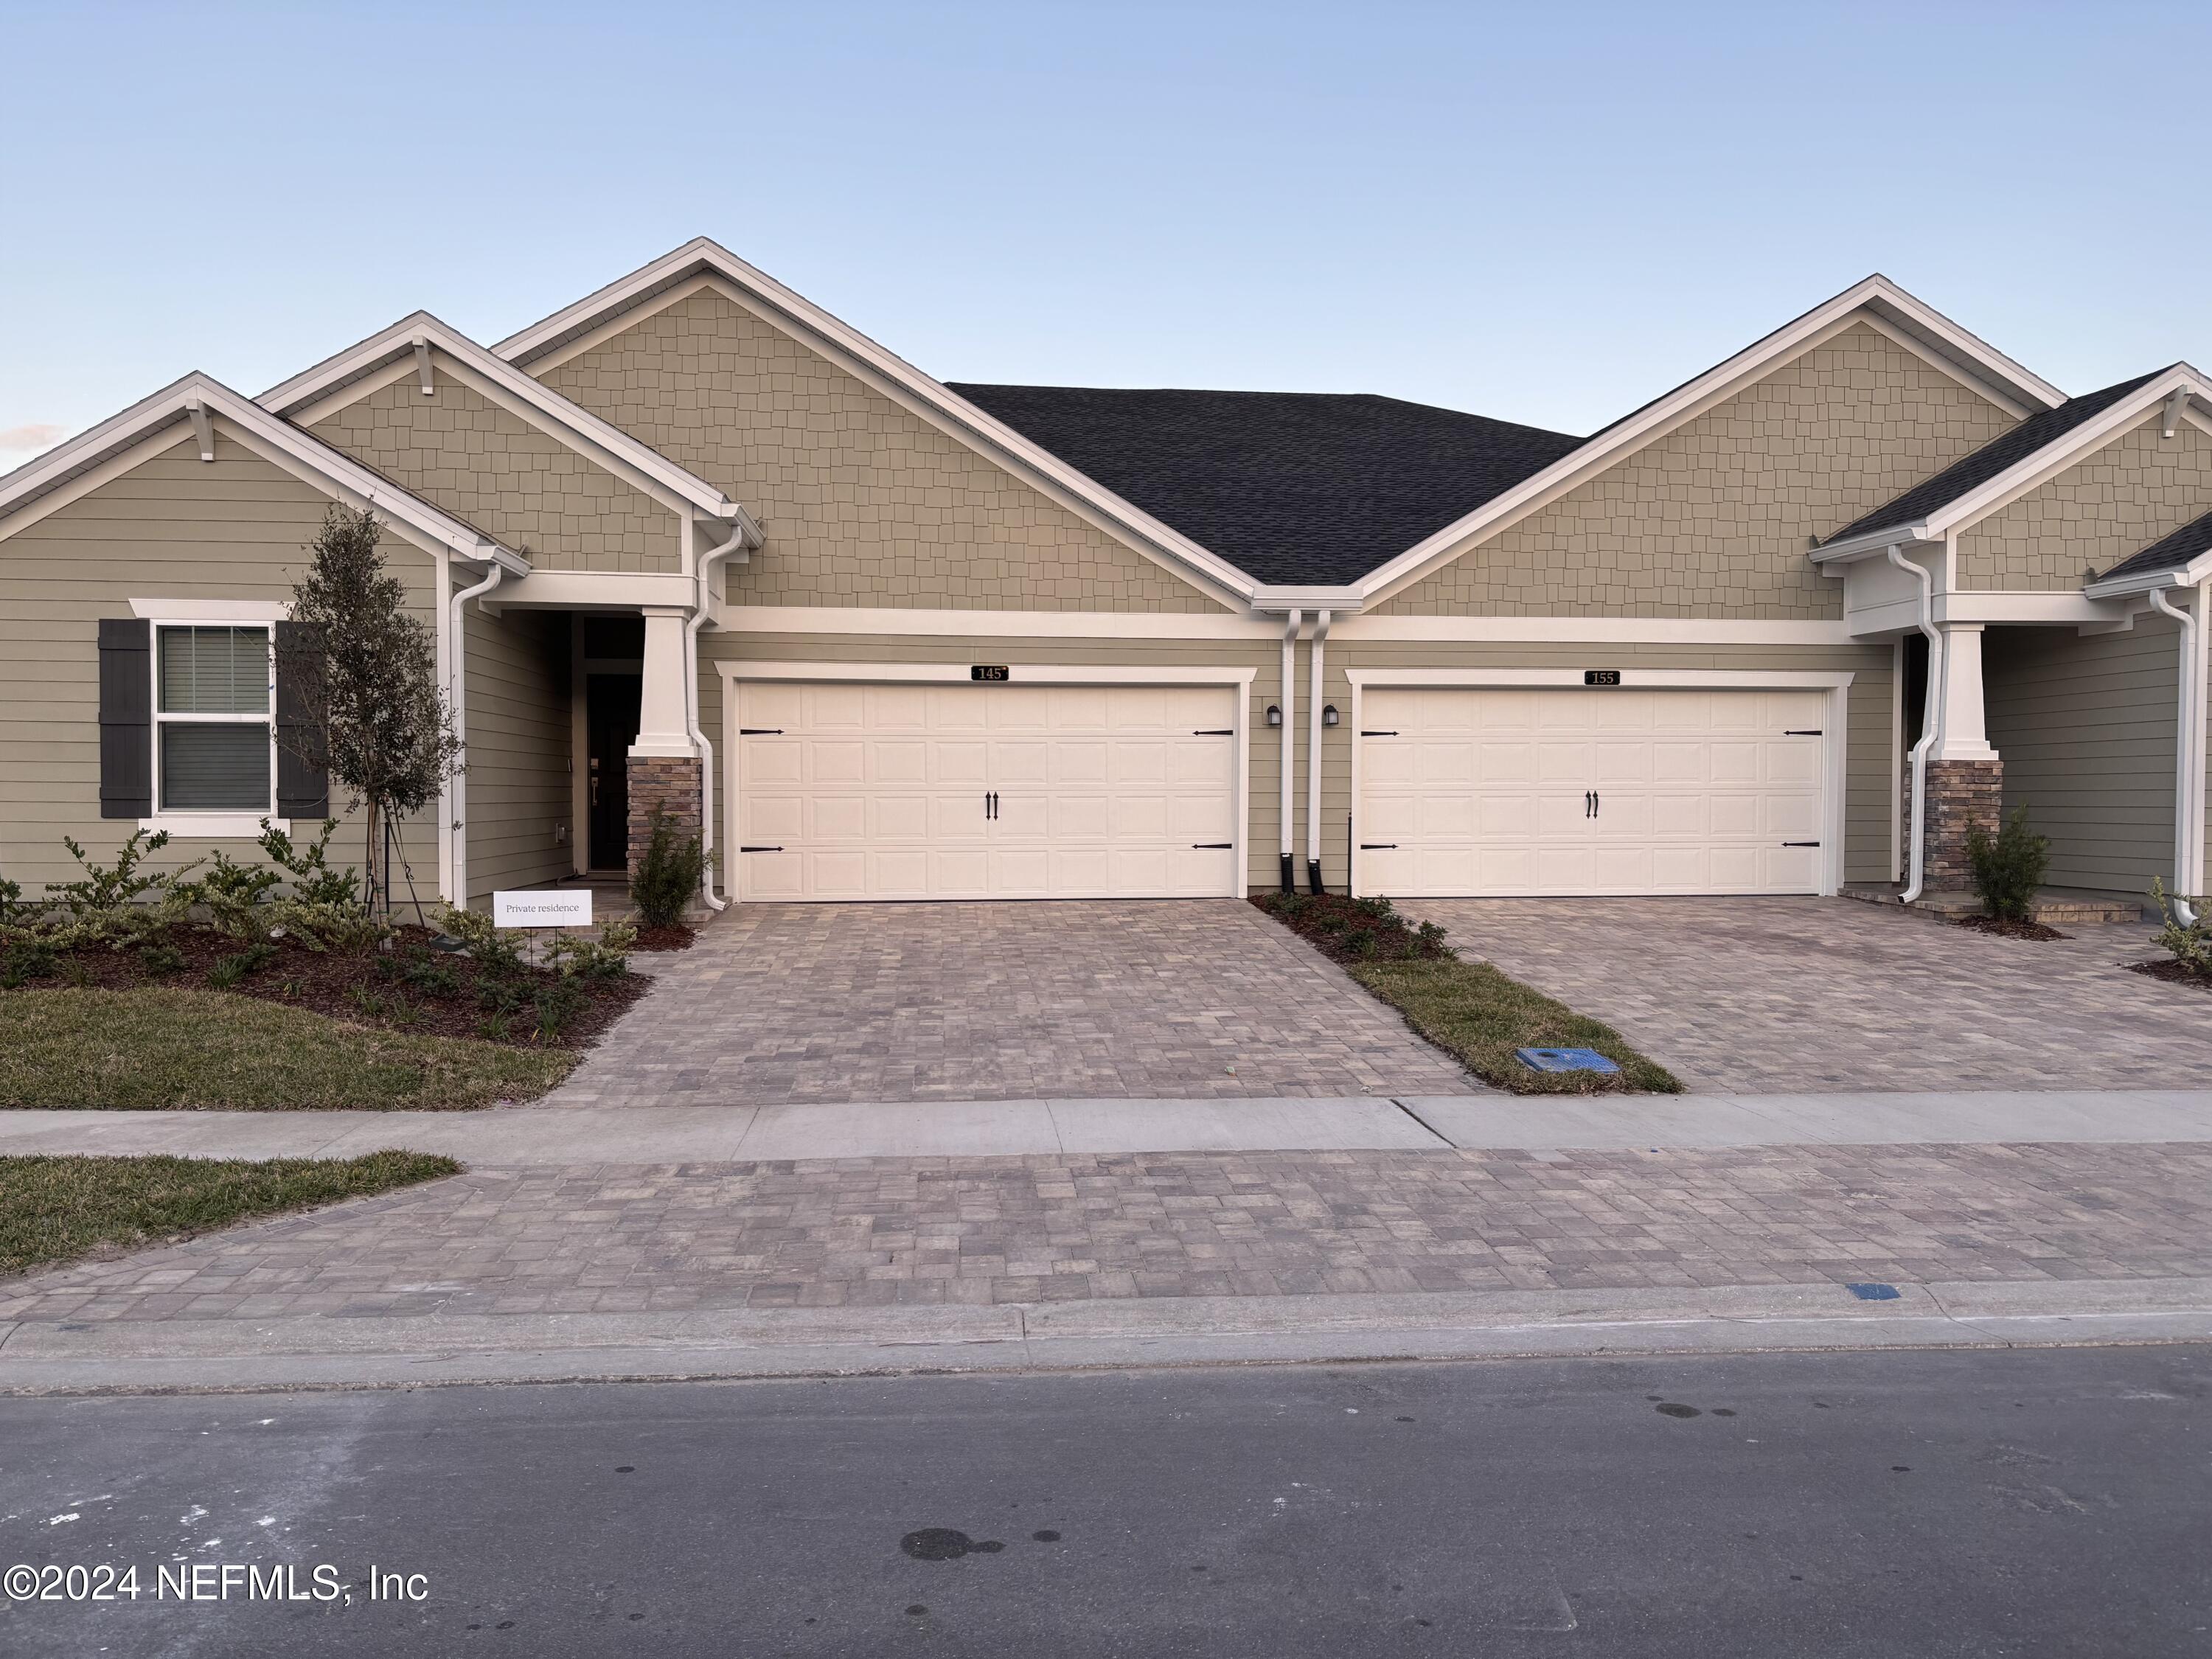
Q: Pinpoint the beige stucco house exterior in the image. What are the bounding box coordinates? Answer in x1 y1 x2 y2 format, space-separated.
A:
5 240 2211 915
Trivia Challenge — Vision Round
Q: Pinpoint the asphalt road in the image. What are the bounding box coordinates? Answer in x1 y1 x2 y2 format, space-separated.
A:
1 1345 2205 1658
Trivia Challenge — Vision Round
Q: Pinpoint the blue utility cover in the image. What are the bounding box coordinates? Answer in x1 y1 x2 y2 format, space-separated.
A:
1514 1047 1621 1075
1846 1282 1902 1301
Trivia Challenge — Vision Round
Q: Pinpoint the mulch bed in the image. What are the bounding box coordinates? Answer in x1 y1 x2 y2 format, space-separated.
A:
2129 959 2212 992
1249 891 1450 964
1953 914 2070 942
632 923 696 952
1 925 644 1050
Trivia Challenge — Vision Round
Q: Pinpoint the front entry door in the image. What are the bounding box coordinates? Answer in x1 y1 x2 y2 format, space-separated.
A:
586 672 641 870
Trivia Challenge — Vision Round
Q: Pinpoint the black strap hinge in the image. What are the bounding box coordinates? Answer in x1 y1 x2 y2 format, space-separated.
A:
1360 843 1398 850
1784 729 1822 736
1782 841 1820 847
739 728 784 735
739 845 784 852
1192 728 1234 735
1360 730 1399 737
1191 842 1232 849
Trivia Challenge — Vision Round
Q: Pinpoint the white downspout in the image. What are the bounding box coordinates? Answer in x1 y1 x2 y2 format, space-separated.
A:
446 561 506 911
1278 608 1301 893
1886 545 1941 905
686 518 752 911
1305 608 1331 894
2150 584 2202 925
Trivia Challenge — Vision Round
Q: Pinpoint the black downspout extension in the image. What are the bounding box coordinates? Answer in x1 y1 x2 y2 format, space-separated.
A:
1279 852 1295 894
1307 855 1324 896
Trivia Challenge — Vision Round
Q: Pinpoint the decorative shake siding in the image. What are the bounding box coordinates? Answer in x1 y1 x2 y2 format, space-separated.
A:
0 434 438 891
1958 416 2212 591
535 286 1227 613
1377 324 2017 618
312 369 681 572
461 606 574 902
1983 615 2180 894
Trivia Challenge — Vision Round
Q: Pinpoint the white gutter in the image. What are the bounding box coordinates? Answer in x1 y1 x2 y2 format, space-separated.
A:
446 561 507 910
2150 585 2204 925
686 514 759 911
1278 608 1301 893
1305 608 1331 894
1885 545 1941 905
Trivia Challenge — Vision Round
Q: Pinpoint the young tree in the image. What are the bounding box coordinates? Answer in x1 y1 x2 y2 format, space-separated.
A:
284 504 462 909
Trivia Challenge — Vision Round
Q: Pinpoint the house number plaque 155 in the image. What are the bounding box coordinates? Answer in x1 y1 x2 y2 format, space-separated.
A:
1583 669 1621 686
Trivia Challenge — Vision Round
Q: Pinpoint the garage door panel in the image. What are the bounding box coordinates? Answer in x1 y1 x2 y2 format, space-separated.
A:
1358 687 1825 898
737 680 1237 900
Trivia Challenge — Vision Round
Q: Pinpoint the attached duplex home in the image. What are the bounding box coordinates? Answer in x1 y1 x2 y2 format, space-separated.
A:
4 239 2210 916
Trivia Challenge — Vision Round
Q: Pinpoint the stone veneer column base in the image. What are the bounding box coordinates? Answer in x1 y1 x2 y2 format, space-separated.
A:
627 754 703 874
1921 758 2003 891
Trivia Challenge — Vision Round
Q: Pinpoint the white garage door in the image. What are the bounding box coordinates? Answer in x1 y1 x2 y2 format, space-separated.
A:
735 680 1239 900
1357 687 1826 897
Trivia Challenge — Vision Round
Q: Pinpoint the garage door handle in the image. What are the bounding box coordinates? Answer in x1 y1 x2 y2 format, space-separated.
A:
1193 728 1234 735
1782 841 1820 847
739 728 783 735
1192 842 1232 849
1360 730 1398 737
1359 843 1397 850
740 846 784 852
1784 729 1822 736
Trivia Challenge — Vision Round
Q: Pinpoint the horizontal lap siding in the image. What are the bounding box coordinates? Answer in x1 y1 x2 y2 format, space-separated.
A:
462 607 573 903
0 434 439 894
1984 618 2179 894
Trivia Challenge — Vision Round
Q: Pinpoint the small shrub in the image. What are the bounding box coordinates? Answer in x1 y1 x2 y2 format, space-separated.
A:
207 940 277 991
0 877 35 928
389 951 462 998
136 942 187 977
531 978 586 1041
1964 807 2050 922
2151 880 2212 978
2 936 58 989
546 921 636 981
474 973 524 1015
187 848 283 938
630 807 703 930
437 904 524 975
44 830 198 947
477 1010 514 1043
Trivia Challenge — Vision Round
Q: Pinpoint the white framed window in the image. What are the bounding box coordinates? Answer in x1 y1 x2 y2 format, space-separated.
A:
150 622 279 830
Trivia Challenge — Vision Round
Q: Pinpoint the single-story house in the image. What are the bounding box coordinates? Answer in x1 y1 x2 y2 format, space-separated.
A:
4 240 2209 914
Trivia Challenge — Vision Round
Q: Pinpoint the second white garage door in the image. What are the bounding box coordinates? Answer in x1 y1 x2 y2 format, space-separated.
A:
1357 686 1828 897
735 680 1240 900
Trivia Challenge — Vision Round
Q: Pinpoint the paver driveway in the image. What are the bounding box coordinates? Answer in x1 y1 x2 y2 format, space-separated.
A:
1403 897 2212 1093
553 900 1481 1107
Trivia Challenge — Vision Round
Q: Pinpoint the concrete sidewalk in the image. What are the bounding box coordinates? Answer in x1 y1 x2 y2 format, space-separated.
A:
4 1087 2212 1162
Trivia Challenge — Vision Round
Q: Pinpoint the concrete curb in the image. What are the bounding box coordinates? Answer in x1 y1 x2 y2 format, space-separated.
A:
4 1277 2208 1395
4 1088 2212 1164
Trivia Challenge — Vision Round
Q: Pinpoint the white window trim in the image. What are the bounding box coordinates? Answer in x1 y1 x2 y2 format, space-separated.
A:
128 598 290 622
1342 667 1852 900
718 660 1258 903
141 617 286 838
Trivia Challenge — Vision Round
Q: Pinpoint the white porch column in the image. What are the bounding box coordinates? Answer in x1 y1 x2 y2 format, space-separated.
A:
629 606 697 759
1928 622 1999 761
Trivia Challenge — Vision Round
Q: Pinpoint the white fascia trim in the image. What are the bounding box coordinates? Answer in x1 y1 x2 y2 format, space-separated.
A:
260 313 742 521
723 661 1259 686
1809 528 1937 566
139 815 290 839
128 597 291 622
1934 590 2147 625
1252 586 1365 614
0 372 529 574
1335 615 1858 644
1343 667 1854 690
1352 275 2066 605
718 605 1283 640
489 243 1257 605
2084 554 2212 599
487 569 701 611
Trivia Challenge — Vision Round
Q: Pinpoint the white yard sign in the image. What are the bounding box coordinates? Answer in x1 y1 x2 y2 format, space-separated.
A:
493 889 594 928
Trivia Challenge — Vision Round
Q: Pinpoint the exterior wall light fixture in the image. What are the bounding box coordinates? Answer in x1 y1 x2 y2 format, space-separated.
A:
1266 704 1282 727
1322 704 1340 727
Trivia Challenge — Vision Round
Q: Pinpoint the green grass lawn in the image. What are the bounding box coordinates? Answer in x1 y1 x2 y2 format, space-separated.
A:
0 987 573 1110
0 1151 460 1277
1352 957 1683 1095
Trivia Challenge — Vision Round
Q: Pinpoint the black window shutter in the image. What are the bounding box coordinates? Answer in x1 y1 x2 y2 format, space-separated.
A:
274 621 329 818
97 618 153 818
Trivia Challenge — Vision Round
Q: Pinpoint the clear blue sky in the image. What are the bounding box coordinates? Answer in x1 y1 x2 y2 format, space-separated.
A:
4 0 2208 464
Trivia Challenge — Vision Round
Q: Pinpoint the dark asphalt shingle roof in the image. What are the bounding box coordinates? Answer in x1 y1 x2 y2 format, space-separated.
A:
1824 370 2166 545
2098 509 2212 584
947 383 1585 586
